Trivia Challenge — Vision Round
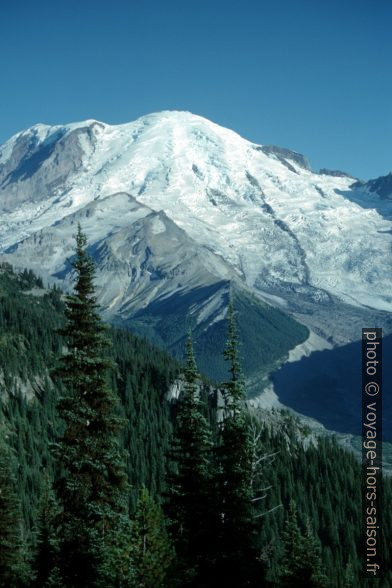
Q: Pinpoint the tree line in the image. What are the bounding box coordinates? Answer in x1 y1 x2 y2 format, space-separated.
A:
0 230 391 587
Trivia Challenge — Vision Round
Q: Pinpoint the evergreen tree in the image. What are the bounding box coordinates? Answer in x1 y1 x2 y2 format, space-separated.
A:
5 263 392 586
131 486 173 587
343 557 355 588
280 500 327 587
0 421 29 587
33 474 61 587
302 518 329 587
280 499 304 585
165 331 215 586
215 302 262 586
53 224 132 587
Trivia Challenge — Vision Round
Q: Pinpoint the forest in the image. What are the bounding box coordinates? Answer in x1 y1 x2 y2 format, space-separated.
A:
0 229 391 588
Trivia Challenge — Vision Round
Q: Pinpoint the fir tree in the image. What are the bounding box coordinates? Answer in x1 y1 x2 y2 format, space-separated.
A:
33 474 61 587
131 486 173 587
343 556 355 588
215 301 262 586
280 499 303 585
0 421 29 587
280 500 327 587
302 518 329 587
53 224 132 587
165 331 215 586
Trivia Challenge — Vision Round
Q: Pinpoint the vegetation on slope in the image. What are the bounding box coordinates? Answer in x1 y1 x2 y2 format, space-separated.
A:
0 259 391 587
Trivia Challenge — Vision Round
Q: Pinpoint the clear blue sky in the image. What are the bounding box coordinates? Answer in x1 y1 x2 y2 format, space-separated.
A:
1 0 391 179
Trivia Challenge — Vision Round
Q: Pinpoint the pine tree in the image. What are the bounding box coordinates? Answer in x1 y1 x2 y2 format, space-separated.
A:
215 301 262 586
131 486 173 587
0 421 29 587
165 331 215 586
53 224 132 587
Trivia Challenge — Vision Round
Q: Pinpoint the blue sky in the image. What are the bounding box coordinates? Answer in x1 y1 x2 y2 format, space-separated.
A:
1 0 391 178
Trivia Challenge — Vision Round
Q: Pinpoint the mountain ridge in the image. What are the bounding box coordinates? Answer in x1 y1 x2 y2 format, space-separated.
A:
0 110 391 388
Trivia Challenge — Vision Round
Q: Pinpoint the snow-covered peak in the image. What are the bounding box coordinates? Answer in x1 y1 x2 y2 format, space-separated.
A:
0 110 263 171
0 110 391 317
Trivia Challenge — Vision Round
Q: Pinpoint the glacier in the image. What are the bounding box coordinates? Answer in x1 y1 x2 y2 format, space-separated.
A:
0 110 391 383
1 111 390 313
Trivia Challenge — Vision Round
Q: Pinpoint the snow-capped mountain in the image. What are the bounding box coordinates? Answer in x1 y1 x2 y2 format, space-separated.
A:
0 111 391 385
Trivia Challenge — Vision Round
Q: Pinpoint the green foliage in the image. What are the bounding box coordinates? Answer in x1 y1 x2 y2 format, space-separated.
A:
0 265 63 382
131 486 173 587
1 262 392 587
0 420 30 587
222 302 244 406
0 263 179 552
280 500 327 587
53 225 132 587
125 281 309 383
214 302 263 586
343 557 355 588
165 332 215 585
255 421 392 587
108 327 178 510
33 475 60 587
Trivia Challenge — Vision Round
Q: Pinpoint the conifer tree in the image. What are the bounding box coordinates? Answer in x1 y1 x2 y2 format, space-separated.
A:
280 500 328 587
33 475 61 587
302 518 329 587
0 421 29 587
280 499 304 585
131 486 173 587
166 331 215 586
53 224 132 587
343 557 355 588
215 301 262 586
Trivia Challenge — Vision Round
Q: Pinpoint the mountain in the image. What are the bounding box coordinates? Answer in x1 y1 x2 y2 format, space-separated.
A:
0 111 391 393
351 171 392 202
3 264 392 586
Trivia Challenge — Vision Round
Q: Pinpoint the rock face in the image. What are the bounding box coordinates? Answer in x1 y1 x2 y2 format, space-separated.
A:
0 123 102 213
0 111 391 384
319 168 356 179
351 172 392 200
259 144 311 171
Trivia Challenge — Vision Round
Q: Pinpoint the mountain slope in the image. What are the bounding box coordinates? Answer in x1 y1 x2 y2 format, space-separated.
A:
0 110 391 384
3 265 392 587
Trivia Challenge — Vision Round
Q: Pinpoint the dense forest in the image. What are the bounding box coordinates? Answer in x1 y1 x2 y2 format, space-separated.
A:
0 233 391 587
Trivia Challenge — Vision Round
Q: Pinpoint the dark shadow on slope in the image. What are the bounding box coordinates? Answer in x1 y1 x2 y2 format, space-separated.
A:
119 282 308 383
272 335 392 440
336 188 392 220
2 129 67 185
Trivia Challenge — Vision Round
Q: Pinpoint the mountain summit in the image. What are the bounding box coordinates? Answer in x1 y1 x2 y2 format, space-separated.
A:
0 111 391 381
